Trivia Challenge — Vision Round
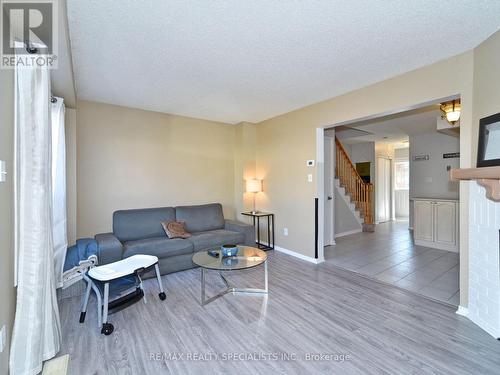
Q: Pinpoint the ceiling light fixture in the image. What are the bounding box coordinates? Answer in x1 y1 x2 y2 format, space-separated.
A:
440 99 461 126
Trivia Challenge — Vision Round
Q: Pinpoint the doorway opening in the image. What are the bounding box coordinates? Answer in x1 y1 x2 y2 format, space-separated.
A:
321 98 461 306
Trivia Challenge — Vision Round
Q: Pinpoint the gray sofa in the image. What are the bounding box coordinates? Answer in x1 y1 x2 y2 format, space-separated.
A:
95 203 254 275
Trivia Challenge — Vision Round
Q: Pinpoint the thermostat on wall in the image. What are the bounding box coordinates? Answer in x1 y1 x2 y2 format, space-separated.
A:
307 160 315 167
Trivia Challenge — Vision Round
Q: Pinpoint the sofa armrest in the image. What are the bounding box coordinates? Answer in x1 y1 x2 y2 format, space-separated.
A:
224 220 255 246
95 233 123 265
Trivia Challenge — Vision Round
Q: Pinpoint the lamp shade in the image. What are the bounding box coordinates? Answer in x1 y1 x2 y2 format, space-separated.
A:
246 179 262 193
440 100 461 125
446 110 461 124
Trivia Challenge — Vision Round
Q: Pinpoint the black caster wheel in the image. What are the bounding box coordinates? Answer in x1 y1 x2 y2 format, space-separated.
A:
159 292 166 301
101 323 114 335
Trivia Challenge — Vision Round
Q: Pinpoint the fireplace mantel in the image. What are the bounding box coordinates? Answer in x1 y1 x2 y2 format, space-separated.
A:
451 166 500 202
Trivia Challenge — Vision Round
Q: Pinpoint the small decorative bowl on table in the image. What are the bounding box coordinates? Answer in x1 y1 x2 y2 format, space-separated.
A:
220 244 239 257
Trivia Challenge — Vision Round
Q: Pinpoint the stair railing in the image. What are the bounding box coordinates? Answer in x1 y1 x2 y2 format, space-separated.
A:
335 137 374 225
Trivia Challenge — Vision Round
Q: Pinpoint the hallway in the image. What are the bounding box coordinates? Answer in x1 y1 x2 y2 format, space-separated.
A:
325 221 459 306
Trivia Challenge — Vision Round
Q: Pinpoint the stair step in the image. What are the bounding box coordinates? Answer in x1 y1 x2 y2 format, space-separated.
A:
334 180 364 225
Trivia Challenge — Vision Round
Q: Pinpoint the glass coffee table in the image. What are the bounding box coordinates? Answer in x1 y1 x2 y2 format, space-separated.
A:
192 246 268 305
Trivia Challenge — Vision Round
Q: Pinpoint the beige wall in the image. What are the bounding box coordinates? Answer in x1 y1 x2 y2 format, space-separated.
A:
0 70 15 374
253 52 475 308
473 30 500 151
233 122 257 221
256 115 318 254
76 101 237 237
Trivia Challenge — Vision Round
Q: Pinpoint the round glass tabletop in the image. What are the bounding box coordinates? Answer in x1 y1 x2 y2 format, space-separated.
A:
192 246 267 271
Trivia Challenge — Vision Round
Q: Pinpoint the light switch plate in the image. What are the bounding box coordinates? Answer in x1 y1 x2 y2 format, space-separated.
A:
0 160 6 183
308 174 313 182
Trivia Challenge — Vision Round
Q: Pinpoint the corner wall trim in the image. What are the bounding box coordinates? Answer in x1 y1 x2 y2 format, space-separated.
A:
274 246 324 264
456 306 469 317
334 229 362 238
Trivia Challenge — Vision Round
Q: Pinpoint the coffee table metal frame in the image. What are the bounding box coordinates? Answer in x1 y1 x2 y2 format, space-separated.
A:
200 259 268 306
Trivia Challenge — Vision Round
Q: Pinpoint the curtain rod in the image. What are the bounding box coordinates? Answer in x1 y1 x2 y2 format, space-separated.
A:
24 43 57 103
25 41 37 54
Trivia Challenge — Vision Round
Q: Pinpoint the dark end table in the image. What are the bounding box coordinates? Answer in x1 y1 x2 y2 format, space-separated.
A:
241 211 274 250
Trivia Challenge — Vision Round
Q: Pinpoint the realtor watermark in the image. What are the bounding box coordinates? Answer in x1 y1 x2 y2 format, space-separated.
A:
149 351 351 363
1 0 58 69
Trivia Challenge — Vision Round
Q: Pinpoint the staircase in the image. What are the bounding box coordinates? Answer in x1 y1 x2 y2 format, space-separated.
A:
335 137 375 232
334 178 364 227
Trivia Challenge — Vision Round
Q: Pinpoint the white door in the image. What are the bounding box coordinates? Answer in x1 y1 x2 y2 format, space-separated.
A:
434 202 457 249
376 157 391 223
394 159 409 218
395 190 409 218
324 136 334 245
414 201 434 242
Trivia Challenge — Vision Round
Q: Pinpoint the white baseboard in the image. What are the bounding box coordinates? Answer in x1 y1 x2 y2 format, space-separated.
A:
335 229 362 238
456 306 469 317
415 238 458 252
273 245 324 264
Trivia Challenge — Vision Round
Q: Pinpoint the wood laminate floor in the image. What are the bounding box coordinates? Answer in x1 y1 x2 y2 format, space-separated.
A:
325 220 460 305
58 251 499 375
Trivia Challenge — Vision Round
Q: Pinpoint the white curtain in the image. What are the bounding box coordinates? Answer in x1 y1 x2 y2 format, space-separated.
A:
10 47 61 375
51 97 67 288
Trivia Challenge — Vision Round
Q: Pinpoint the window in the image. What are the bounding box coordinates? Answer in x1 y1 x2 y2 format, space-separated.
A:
394 160 409 190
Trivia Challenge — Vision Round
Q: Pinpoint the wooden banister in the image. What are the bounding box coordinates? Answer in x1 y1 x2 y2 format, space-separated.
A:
335 137 374 225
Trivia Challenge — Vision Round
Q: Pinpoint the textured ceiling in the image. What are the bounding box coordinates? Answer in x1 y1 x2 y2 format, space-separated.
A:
67 1 500 124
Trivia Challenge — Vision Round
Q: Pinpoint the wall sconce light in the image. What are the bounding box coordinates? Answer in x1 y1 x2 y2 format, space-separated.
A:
440 99 461 126
246 179 263 214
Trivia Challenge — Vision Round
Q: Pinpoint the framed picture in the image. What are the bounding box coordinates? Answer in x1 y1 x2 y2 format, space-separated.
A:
477 112 500 167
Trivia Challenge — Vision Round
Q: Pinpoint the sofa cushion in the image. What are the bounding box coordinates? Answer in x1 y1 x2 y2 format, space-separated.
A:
123 237 193 258
175 203 225 232
113 207 175 242
188 229 245 251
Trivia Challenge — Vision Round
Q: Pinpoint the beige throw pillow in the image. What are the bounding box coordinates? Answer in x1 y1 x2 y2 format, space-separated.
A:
162 221 191 239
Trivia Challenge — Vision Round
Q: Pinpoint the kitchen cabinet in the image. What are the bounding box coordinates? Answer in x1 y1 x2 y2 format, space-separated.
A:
413 198 458 252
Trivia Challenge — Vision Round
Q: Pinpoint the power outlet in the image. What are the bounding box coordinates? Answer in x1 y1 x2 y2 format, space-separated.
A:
0 325 6 353
283 228 288 236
